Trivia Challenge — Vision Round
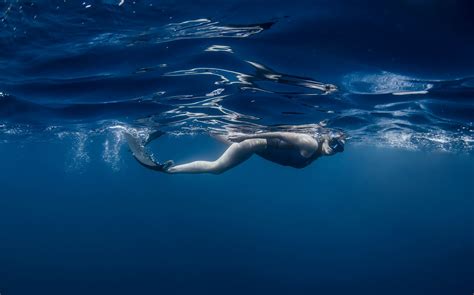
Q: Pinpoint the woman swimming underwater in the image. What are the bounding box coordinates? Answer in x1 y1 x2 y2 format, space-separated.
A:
125 130 345 174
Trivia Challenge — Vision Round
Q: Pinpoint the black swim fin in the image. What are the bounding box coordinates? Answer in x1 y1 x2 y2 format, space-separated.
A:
124 131 172 172
145 130 165 145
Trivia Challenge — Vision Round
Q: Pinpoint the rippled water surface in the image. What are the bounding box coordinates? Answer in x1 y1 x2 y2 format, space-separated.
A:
1 0 473 153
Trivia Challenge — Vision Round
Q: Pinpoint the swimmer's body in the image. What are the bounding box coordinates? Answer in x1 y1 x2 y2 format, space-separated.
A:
125 131 345 174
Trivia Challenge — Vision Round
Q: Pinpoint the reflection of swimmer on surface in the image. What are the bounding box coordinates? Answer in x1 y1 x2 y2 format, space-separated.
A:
125 130 345 174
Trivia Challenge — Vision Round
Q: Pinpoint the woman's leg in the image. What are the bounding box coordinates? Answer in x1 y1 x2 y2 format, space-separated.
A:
167 139 267 174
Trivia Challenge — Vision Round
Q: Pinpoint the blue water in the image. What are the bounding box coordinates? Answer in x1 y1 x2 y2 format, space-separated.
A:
0 1 473 294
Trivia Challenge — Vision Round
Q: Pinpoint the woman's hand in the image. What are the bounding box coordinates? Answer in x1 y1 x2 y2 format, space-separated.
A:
228 134 251 142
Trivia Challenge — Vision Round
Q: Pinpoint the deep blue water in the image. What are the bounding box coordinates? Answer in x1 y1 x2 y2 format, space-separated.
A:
0 1 473 294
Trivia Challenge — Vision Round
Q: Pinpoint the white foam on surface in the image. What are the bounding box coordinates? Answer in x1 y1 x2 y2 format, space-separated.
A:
342 71 433 95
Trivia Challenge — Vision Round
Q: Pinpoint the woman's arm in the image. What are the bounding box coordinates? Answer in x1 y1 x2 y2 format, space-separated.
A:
229 132 318 158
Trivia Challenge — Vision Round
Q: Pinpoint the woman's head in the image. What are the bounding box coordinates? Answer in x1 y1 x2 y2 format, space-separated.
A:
321 133 345 155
